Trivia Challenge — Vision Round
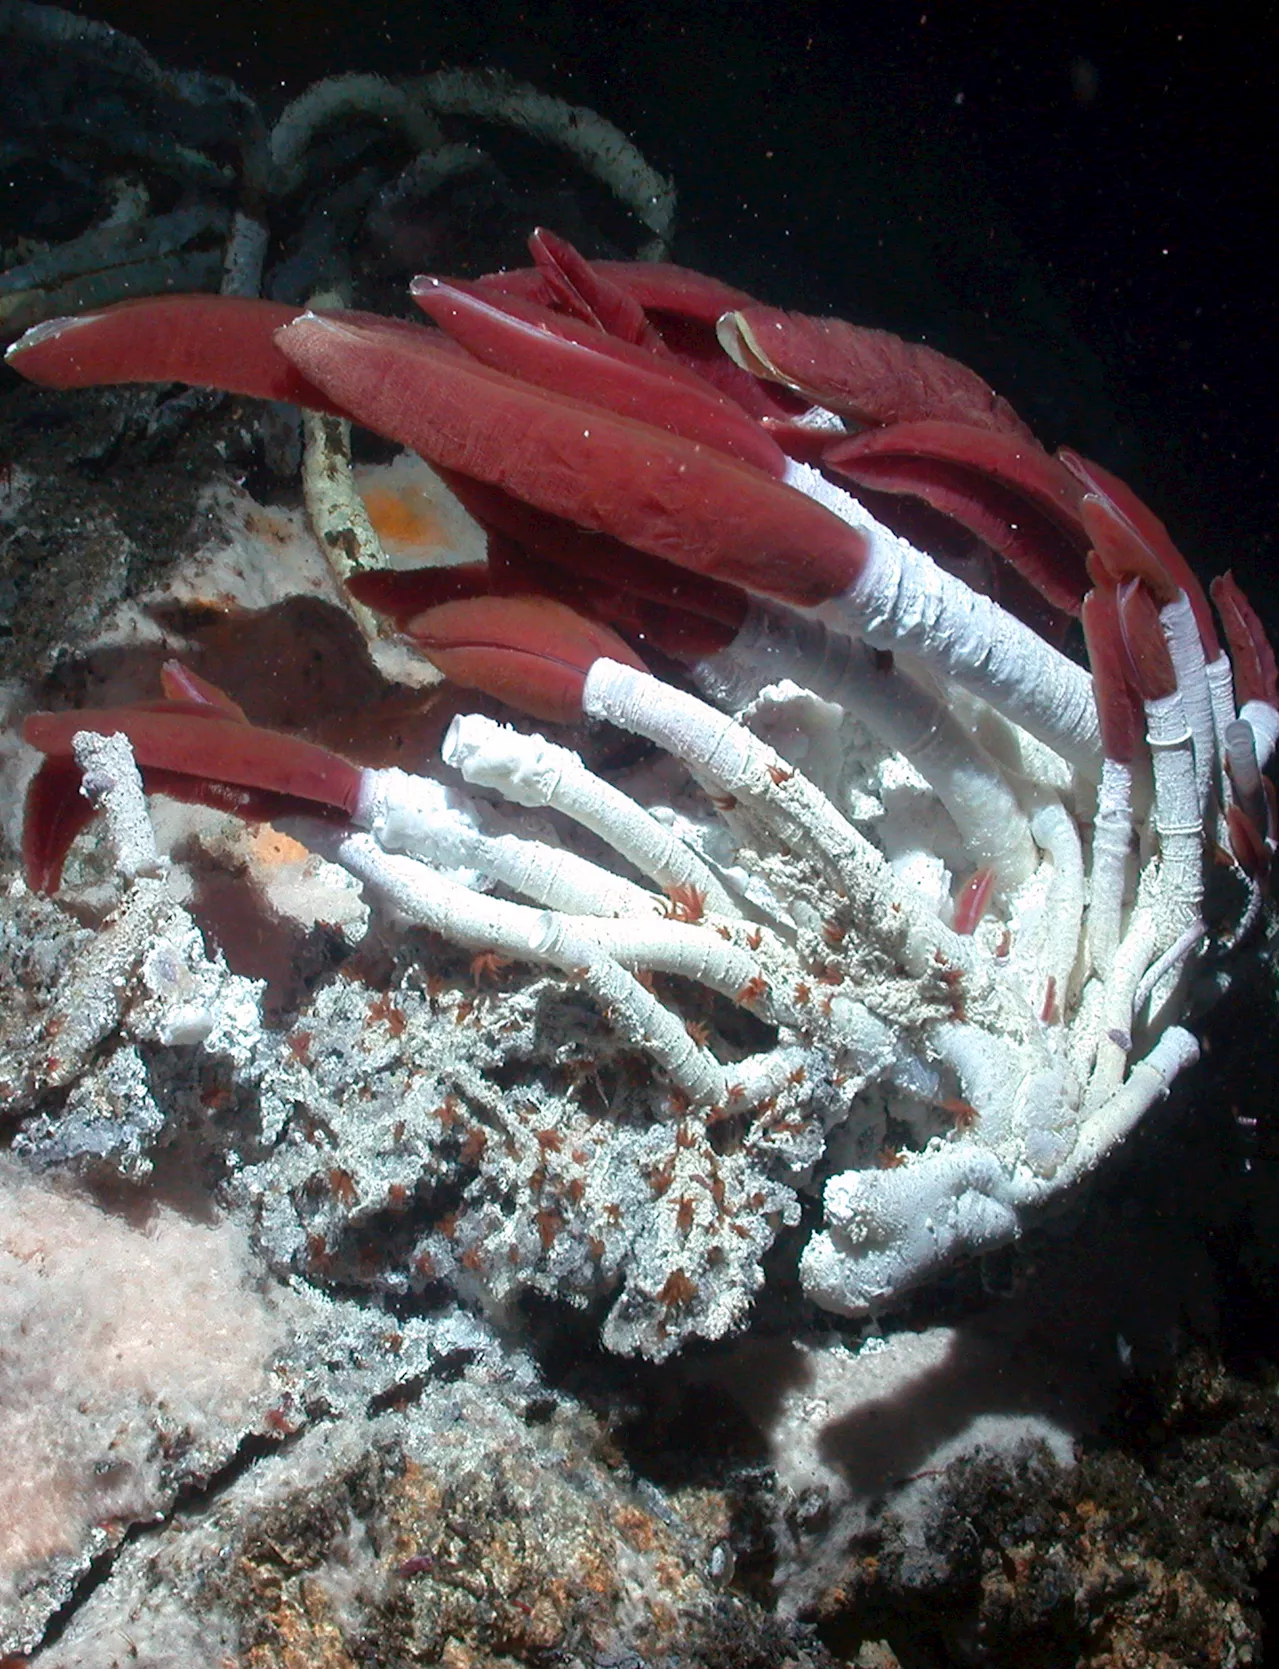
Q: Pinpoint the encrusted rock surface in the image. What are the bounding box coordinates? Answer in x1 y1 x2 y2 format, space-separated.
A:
38 1388 744 1669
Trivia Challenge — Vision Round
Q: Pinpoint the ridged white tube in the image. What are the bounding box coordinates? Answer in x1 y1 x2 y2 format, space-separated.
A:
442 713 739 917
358 766 657 919
1028 798 1085 1022
784 461 1103 775
1144 690 1205 951
1087 757 1134 976
1159 592 1215 816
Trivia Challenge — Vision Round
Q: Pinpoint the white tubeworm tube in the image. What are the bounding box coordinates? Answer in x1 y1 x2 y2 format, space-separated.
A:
309 827 728 1106
1132 923 1206 1014
802 1022 1198 1317
1085 909 1158 1112
1144 690 1205 946
1224 717 1268 837
1240 698 1279 771
1087 756 1134 976
1159 592 1216 816
1028 799 1086 1022
563 916 759 1000
1060 1025 1199 1185
358 767 658 918
783 462 1103 775
70 729 164 883
1204 652 1238 794
442 714 739 916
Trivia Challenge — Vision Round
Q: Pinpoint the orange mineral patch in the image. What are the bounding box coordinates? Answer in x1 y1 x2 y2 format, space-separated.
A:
249 825 312 867
361 484 449 556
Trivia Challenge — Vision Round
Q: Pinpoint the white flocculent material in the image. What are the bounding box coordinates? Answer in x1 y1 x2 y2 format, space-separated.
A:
693 600 1038 893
